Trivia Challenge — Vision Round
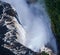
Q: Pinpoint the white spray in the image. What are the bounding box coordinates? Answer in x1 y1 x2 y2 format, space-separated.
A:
2 0 57 54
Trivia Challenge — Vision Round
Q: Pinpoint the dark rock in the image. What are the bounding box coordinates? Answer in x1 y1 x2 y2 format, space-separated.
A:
0 1 37 55
0 46 15 55
0 5 3 15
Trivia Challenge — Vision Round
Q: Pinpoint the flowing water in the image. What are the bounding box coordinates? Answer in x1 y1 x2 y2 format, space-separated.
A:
2 0 57 54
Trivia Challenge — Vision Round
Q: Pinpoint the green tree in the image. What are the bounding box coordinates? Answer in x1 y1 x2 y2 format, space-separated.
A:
45 0 60 55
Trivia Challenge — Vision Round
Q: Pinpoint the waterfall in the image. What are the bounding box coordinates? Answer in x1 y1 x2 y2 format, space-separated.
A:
1 0 57 54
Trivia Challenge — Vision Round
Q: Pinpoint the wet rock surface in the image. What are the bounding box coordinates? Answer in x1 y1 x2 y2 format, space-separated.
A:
0 1 37 55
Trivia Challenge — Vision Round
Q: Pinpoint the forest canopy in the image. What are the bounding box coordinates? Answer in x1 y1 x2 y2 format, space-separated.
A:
45 0 60 54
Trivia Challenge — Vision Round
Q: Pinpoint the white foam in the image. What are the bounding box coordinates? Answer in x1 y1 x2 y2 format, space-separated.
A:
2 0 57 54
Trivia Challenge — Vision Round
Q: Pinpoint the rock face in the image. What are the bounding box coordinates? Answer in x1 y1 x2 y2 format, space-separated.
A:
40 46 56 55
0 1 57 55
0 1 37 55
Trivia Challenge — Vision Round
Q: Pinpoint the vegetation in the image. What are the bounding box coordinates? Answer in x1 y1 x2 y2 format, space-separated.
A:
45 0 60 54
41 51 49 55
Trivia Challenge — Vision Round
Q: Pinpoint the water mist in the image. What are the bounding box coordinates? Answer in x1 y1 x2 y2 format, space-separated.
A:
2 0 57 54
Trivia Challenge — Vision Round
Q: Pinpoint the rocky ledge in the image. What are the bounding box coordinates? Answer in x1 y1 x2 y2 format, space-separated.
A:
0 1 56 55
0 1 37 55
